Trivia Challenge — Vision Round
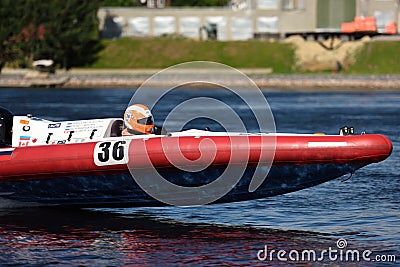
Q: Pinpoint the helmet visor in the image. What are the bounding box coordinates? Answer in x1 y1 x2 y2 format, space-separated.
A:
137 116 154 125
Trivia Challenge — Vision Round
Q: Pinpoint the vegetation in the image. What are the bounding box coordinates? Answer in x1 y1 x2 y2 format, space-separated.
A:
347 41 400 74
171 0 229 6
1 0 398 75
101 0 229 7
88 37 400 74
90 37 295 73
102 0 140 7
0 0 25 71
0 0 102 72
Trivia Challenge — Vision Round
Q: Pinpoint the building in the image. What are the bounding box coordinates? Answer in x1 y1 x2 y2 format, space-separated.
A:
143 0 171 8
98 0 400 40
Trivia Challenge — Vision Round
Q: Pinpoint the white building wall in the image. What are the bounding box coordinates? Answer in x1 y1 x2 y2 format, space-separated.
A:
98 1 399 40
98 6 314 40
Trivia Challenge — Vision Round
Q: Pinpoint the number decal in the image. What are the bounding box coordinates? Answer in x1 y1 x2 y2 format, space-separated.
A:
94 140 130 166
112 141 125 161
98 142 111 162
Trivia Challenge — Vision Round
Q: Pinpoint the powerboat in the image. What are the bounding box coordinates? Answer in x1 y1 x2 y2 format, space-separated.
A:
0 107 392 207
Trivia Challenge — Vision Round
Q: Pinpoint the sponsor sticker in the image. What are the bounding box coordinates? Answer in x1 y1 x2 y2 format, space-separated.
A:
48 123 61 129
65 122 73 132
72 138 86 143
18 141 29 147
19 135 30 141
19 136 31 147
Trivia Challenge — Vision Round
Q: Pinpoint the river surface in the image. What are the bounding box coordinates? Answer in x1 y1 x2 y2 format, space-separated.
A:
0 88 398 266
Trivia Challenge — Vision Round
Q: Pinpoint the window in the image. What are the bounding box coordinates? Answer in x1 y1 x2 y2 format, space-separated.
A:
147 0 155 8
298 0 305 9
257 16 279 33
282 0 305 10
157 0 165 8
282 0 294 10
257 0 279 10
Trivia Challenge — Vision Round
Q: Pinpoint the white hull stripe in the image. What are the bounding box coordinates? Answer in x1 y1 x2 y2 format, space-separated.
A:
308 142 347 148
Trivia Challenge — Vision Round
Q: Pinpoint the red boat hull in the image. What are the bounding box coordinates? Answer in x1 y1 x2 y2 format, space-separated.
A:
0 134 392 207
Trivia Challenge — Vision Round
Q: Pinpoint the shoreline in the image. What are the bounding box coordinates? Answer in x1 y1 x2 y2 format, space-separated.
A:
1 68 400 90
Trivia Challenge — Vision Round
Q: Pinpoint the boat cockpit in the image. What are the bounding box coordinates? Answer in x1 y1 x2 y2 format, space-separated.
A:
0 107 168 148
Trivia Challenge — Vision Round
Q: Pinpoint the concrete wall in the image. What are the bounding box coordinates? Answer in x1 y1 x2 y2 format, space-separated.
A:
271 0 317 32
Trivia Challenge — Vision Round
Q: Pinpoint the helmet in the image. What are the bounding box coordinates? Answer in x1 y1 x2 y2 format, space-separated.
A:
123 104 154 135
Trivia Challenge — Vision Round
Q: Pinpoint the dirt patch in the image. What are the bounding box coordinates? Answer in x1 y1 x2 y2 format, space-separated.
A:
284 36 368 72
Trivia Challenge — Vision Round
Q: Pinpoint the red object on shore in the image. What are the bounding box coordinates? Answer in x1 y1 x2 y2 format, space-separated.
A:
341 22 356 33
386 22 398 34
341 16 377 33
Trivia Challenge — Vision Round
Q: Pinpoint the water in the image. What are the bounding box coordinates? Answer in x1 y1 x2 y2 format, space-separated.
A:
0 88 398 266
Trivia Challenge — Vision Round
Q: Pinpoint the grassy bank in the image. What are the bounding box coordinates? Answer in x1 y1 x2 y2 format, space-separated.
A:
348 41 400 74
90 37 295 73
89 37 400 74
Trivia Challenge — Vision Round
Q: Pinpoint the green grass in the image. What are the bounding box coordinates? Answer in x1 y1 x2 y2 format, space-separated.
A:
90 37 296 73
89 37 400 74
347 41 400 74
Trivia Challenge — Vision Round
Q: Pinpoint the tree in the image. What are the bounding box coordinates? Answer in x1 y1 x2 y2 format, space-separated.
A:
171 0 229 6
17 1 48 67
37 0 103 69
0 0 102 73
0 0 25 72
102 0 140 6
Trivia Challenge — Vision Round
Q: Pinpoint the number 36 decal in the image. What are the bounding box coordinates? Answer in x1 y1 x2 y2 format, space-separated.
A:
94 140 130 166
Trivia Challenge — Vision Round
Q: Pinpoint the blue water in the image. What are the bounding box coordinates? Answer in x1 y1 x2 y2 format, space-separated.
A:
0 88 398 266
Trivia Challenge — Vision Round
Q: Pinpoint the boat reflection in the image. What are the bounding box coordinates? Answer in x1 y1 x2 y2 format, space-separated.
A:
0 207 362 266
